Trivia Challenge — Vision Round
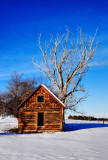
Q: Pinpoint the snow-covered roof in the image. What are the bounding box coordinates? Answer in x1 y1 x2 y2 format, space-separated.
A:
41 84 65 107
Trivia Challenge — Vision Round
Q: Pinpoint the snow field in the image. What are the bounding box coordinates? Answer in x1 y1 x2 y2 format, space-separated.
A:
0 116 108 160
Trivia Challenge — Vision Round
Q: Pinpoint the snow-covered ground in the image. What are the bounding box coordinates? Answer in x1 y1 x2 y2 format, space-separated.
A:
0 116 17 134
0 116 108 160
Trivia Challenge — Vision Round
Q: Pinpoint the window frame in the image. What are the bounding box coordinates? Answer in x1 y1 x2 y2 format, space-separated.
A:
37 94 45 103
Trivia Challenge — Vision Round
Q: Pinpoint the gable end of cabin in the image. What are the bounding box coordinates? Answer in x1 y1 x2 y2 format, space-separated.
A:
18 84 65 133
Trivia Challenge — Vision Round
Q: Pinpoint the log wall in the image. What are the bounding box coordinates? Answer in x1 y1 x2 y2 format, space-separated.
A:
18 85 64 133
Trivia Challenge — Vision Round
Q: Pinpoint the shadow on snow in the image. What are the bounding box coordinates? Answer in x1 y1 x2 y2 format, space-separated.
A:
1 122 108 135
63 122 108 132
0 132 13 135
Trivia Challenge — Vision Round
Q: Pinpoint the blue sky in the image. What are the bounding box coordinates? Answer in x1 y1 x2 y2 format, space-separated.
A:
0 0 108 118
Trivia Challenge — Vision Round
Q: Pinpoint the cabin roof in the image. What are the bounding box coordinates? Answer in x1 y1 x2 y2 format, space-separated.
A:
17 84 65 110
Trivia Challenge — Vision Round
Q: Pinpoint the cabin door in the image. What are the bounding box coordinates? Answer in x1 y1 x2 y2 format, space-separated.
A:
37 112 44 126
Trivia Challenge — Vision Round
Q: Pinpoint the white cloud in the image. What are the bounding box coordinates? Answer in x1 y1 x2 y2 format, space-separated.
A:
87 61 108 67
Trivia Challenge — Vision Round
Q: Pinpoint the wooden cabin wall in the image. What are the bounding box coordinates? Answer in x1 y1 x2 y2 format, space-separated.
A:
18 86 63 133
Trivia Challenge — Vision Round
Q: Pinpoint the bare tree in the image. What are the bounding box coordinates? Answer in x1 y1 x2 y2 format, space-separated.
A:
5 72 38 117
0 93 5 115
33 29 98 111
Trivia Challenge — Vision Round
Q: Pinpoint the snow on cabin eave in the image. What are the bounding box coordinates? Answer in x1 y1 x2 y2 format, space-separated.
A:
41 84 65 108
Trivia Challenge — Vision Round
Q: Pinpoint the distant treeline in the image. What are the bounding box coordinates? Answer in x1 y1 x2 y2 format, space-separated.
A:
68 115 108 122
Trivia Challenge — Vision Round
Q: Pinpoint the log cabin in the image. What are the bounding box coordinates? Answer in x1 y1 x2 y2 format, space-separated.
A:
17 84 65 133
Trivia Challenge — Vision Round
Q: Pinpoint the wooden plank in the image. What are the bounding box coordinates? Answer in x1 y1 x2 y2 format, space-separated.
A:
19 123 36 126
18 130 36 133
45 125 60 129
19 118 36 121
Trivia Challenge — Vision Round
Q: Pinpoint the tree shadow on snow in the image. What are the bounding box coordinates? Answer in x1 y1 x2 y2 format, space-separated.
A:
0 132 13 135
63 122 108 132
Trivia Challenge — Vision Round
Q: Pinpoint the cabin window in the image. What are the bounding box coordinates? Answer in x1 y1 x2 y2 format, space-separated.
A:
38 113 44 126
37 95 44 102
